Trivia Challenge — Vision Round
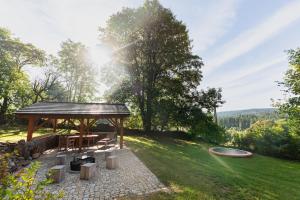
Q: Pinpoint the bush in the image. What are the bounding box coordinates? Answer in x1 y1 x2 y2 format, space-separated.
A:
229 119 300 160
189 117 227 144
0 153 63 200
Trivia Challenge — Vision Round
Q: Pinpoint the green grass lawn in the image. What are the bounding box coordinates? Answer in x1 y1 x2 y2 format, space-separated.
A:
125 136 300 200
0 125 48 142
0 125 74 142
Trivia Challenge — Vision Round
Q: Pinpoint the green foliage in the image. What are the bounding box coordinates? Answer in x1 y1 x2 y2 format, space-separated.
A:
100 0 223 131
31 56 67 103
0 27 45 124
189 112 227 144
219 111 280 130
278 48 300 136
0 153 63 200
228 119 300 160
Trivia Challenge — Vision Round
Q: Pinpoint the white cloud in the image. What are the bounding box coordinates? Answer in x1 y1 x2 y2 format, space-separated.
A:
0 0 140 54
190 0 238 53
206 1 300 72
214 56 286 88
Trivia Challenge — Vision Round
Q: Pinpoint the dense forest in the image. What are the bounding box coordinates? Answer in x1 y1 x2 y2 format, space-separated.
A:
218 108 280 130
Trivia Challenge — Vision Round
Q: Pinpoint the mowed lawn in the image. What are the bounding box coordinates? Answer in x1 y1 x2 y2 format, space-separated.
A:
125 136 300 200
0 125 71 142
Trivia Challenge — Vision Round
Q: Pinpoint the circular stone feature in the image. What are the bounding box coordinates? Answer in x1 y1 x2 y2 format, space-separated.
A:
209 147 252 157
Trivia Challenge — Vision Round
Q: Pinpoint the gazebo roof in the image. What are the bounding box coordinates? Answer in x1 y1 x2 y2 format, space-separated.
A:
15 102 130 117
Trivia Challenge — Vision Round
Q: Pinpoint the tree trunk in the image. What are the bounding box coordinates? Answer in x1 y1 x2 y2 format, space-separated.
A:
144 93 153 132
213 107 218 124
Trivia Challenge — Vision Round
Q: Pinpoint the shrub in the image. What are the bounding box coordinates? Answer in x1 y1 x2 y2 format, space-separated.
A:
189 117 227 144
229 119 300 160
0 153 63 200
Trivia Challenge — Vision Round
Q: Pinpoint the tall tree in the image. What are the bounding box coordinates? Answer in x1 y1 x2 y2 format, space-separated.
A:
31 56 67 103
100 0 205 131
199 88 225 124
279 48 300 135
57 40 97 102
0 27 45 123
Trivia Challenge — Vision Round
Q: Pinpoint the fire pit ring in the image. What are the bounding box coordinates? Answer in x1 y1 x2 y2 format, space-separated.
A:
70 156 95 171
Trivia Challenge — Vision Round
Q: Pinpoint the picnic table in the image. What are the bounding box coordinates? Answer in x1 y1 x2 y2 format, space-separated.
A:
65 134 99 149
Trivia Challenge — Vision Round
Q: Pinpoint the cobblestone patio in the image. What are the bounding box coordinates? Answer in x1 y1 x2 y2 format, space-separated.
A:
36 148 165 200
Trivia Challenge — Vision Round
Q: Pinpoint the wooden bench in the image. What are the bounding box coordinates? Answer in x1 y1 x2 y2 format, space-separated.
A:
96 132 117 149
80 163 96 180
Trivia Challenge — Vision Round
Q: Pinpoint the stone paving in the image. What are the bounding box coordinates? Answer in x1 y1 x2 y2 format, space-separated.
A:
36 148 165 200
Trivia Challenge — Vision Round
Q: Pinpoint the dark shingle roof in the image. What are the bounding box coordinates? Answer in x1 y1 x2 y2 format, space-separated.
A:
15 102 130 116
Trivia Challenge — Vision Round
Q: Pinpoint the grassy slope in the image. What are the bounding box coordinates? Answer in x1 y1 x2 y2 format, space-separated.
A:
125 136 300 200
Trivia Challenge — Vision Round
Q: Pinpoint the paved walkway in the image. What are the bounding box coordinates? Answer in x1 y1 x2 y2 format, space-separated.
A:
36 148 165 200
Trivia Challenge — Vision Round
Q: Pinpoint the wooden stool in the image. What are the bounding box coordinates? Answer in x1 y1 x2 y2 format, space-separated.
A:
56 154 66 165
106 156 118 170
49 165 65 183
105 150 115 160
80 163 96 180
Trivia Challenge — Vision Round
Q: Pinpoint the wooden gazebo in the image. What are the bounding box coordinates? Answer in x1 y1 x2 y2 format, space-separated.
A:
15 102 130 151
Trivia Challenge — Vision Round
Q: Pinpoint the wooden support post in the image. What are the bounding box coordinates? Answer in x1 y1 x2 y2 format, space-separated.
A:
27 117 35 141
79 119 84 152
87 119 90 134
53 119 57 133
120 118 124 149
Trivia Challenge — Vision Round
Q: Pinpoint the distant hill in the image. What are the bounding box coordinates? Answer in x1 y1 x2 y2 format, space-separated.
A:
218 108 277 118
217 108 279 130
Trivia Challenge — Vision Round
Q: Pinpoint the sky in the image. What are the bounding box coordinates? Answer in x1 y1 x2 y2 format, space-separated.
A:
1 0 300 111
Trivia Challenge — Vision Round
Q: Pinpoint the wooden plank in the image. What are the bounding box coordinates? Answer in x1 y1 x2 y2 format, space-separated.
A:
120 118 124 149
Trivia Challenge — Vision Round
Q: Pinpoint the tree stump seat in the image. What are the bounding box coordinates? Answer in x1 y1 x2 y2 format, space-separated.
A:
49 165 65 183
106 155 118 170
80 162 96 180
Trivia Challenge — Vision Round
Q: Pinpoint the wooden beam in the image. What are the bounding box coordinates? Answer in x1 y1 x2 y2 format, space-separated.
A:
33 118 50 132
120 118 124 149
27 117 35 141
107 118 117 127
58 119 67 126
67 119 81 133
53 119 57 133
79 119 84 152
86 118 98 132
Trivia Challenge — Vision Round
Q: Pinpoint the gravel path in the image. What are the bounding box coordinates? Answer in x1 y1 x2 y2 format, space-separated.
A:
36 148 165 200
